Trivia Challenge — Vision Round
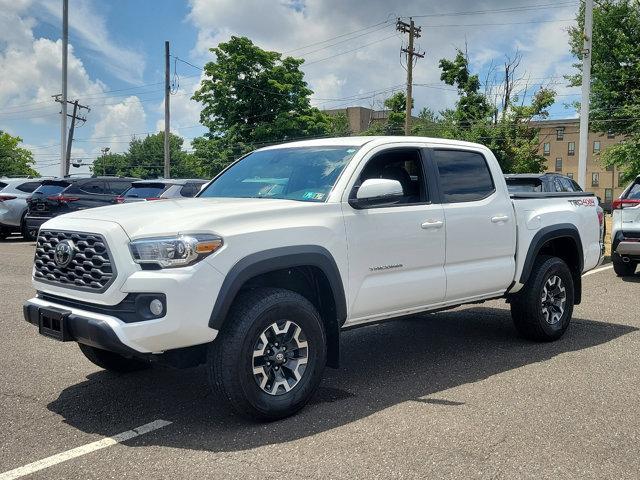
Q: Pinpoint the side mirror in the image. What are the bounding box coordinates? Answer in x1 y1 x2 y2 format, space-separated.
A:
349 178 403 209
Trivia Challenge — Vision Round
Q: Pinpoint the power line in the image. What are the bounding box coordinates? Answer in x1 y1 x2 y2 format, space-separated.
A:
408 2 578 18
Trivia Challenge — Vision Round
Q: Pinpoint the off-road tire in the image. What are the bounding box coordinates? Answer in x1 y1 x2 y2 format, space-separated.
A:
78 344 151 373
208 287 327 421
613 257 636 277
510 255 574 342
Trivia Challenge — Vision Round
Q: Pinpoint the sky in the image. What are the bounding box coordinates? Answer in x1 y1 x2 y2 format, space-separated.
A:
0 0 582 177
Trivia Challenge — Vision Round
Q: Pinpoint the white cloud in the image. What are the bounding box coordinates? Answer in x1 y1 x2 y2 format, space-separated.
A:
92 96 147 152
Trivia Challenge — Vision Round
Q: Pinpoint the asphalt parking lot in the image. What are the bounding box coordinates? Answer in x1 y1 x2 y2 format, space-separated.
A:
1 238 639 479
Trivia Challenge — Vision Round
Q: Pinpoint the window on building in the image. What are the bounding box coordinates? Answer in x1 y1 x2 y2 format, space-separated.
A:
593 141 601 153
556 127 565 140
605 188 613 203
607 130 615 139
567 172 574 179
591 172 599 187
543 142 550 156
568 142 575 156
619 171 626 187
555 157 562 172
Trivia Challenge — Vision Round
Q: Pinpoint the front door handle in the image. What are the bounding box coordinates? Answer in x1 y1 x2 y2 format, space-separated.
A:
421 219 444 229
491 215 510 223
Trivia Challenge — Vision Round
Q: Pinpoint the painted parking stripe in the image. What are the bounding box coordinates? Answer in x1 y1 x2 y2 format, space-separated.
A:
583 264 613 277
0 419 172 480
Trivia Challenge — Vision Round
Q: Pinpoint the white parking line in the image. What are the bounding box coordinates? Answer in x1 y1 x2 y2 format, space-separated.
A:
583 264 614 277
0 419 172 480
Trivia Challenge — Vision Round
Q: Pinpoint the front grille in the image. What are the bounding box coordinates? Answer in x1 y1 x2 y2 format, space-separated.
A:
34 230 116 292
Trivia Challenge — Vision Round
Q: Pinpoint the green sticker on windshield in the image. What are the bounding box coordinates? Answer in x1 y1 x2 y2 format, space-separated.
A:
303 191 325 200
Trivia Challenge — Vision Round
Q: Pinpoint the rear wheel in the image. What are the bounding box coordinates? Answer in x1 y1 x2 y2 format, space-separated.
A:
20 215 34 241
78 344 151 373
613 257 637 277
209 287 326 421
510 255 574 342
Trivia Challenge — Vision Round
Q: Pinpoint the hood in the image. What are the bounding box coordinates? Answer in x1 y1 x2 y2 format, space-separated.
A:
59 197 318 238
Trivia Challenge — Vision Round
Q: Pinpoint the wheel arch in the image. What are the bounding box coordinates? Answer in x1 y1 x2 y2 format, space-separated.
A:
519 224 584 304
209 245 346 368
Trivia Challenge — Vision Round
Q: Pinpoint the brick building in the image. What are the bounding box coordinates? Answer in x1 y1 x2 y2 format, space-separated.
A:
532 118 625 207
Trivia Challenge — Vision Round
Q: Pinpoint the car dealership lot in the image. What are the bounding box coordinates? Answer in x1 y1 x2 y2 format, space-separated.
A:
1 238 639 479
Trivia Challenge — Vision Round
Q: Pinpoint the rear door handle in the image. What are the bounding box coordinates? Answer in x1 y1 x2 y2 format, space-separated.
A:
421 219 444 229
491 215 510 223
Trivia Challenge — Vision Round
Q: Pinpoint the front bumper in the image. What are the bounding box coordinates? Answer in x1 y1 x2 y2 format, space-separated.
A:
25 215 53 234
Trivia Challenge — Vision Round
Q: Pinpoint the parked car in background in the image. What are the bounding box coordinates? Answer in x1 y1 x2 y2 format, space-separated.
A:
118 179 208 203
611 175 640 277
25 176 139 239
0 178 44 240
505 173 606 243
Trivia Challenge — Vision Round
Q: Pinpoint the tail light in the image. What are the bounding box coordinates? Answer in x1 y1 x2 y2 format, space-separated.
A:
47 195 79 203
612 199 640 210
146 197 162 201
597 210 604 227
0 195 17 202
115 196 125 204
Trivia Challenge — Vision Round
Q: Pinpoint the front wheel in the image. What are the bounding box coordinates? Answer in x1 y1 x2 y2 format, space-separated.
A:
510 255 574 342
209 287 327 421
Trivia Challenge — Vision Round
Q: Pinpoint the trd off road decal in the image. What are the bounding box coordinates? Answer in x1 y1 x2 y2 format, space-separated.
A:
568 198 596 207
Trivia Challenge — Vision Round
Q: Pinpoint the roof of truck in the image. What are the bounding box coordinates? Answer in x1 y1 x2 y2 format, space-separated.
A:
258 136 488 151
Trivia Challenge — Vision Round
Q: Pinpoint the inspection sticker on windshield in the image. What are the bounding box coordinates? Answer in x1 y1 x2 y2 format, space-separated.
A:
303 192 325 200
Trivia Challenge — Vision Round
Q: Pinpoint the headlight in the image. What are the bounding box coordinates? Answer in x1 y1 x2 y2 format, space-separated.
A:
129 234 223 268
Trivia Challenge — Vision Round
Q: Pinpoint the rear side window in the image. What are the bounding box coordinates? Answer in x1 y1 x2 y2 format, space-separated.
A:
79 180 107 194
107 181 133 195
124 184 167 199
0 182 7 190
433 150 495 202
625 180 640 199
16 181 41 193
180 183 203 198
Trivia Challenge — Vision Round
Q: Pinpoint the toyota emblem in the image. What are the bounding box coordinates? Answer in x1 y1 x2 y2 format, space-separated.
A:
53 239 76 268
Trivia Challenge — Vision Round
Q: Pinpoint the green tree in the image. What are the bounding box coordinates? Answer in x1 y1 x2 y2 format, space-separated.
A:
0 131 38 177
435 49 555 173
362 92 411 135
92 132 206 179
569 0 640 181
411 107 442 137
191 36 333 175
439 49 495 127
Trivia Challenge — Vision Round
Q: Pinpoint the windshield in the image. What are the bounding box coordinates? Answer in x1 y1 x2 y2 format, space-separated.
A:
199 146 359 202
505 178 543 193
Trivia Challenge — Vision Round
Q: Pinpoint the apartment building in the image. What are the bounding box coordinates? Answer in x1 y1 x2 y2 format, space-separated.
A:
532 118 625 208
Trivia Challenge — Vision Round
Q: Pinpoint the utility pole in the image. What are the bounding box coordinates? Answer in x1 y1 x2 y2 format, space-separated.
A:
65 100 90 175
578 0 594 190
397 18 424 136
60 0 68 178
164 41 171 179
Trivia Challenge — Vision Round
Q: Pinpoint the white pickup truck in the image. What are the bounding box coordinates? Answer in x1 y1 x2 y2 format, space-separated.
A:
23 136 603 420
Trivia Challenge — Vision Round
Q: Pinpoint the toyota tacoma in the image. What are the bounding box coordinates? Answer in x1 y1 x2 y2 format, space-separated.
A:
23 137 604 420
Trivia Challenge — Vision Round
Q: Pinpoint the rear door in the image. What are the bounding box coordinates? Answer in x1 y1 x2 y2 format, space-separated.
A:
430 147 516 301
67 180 113 210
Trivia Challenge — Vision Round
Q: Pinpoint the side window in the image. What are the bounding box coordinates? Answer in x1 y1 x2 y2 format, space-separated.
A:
354 149 427 205
107 181 132 195
80 180 107 194
180 183 201 198
433 150 495 203
16 182 41 193
553 177 567 192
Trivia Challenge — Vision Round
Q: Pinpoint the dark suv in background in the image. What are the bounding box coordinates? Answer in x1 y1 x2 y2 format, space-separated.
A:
118 178 207 202
25 176 139 239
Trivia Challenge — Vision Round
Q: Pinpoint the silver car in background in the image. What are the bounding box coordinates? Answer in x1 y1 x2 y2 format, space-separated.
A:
0 178 43 240
117 178 207 203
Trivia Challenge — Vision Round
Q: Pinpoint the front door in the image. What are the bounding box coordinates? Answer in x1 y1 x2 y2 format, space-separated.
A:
342 146 446 324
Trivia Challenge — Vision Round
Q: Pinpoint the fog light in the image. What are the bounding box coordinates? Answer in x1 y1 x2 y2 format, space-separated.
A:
149 299 164 316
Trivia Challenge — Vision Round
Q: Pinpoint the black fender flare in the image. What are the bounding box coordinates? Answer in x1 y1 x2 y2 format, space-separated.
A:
208 245 347 329
518 223 584 303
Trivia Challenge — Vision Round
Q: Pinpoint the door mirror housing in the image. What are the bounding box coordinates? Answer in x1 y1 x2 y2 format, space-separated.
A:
349 178 404 209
